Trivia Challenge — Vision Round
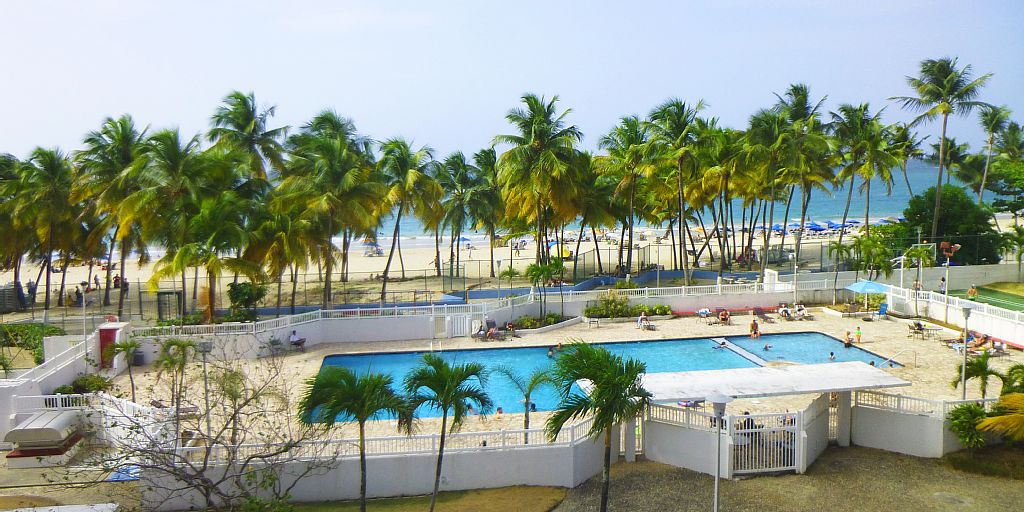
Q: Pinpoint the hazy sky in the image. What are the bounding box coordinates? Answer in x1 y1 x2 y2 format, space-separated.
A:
2 1 1022 159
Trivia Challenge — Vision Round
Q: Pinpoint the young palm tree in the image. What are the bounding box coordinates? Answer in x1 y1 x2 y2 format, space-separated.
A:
75 115 148 309
524 262 547 317
110 338 142 401
154 337 196 445
952 351 1003 399
978 393 1024 441
494 94 582 265
891 57 992 239
208 90 287 181
377 138 441 304
404 354 491 512
546 343 651 512
978 106 1011 202
888 123 927 196
1003 225 1024 280
492 366 554 443
299 367 411 512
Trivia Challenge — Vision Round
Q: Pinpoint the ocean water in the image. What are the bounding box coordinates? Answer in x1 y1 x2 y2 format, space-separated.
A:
367 161 966 248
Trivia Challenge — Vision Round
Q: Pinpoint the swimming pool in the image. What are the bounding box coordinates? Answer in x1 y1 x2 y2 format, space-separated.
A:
728 332 900 367
318 331 896 419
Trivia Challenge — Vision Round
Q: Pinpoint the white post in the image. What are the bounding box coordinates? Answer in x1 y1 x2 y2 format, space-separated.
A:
624 417 636 462
836 391 852 447
961 306 972 400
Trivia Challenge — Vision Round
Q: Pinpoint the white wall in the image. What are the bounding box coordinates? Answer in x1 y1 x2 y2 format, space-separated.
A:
851 406 959 458
643 420 728 477
800 394 830 471
141 434 610 511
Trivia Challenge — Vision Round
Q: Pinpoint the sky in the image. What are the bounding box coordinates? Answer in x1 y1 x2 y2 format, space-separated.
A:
2 0 1023 159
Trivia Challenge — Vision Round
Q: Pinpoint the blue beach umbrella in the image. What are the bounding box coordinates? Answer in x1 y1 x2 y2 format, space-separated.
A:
459 236 471 242
845 220 861 226
772 224 785 231
845 280 888 294
788 223 801 228
826 220 843 229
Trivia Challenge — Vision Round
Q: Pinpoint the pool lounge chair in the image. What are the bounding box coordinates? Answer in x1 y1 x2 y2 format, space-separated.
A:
473 319 507 341
870 303 888 321
909 322 926 340
794 305 814 321
753 308 776 323
714 308 731 325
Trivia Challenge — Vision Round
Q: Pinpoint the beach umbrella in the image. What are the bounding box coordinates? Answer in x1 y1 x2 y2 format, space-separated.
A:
788 222 801 228
872 219 891 226
771 224 785 231
826 220 843 229
459 236 471 242
806 222 826 232
846 280 888 308
845 220 861 226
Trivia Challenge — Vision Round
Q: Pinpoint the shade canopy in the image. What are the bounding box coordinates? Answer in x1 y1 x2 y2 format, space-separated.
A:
639 362 909 402
846 280 888 294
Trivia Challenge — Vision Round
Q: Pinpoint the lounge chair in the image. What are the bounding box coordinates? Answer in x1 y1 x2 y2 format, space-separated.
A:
753 308 776 323
473 319 506 341
794 305 814 321
870 303 888 321
714 308 731 325
909 321 926 340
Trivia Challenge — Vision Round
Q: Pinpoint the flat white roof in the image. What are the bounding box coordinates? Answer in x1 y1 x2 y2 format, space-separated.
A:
639 362 910 402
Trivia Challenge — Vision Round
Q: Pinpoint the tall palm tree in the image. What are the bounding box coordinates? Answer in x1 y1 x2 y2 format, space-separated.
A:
208 90 287 181
597 116 655 273
377 138 440 304
469 148 503 278
404 354 491 512
299 367 411 512
76 114 148 311
648 99 705 281
546 343 651 512
494 94 582 265
570 152 616 277
247 204 314 315
110 338 142 401
493 366 554 444
744 108 789 280
978 105 1011 201
0 155 36 288
978 393 1024 441
436 152 480 273
888 123 927 196
891 57 992 239
13 148 77 311
952 351 1003 399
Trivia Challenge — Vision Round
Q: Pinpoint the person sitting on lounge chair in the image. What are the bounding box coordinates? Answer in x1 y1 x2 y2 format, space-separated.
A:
795 304 808 319
719 310 731 325
778 303 793 320
637 311 649 329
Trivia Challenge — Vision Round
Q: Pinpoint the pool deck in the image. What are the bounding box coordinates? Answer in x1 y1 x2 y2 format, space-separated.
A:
111 309 1024 438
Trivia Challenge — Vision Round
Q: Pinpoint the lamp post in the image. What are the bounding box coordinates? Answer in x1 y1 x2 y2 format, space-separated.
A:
196 340 214 442
707 391 734 512
960 306 972 400
941 242 961 322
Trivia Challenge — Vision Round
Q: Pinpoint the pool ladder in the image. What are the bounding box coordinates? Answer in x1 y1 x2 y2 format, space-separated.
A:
879 349 916 368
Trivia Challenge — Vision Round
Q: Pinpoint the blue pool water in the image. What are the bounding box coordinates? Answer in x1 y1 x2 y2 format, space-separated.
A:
319 332 897 418
729 332 900 367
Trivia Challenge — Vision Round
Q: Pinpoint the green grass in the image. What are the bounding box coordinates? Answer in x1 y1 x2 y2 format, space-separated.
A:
949 284 1024 312
292 486 566 512
944 443 1024 480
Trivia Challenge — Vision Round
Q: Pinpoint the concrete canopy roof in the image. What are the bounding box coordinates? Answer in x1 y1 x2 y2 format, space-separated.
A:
639 362 910 402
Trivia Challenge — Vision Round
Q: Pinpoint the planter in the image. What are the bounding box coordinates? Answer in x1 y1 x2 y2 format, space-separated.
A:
583 314 675 324
516 316 583 335
821 306 869 319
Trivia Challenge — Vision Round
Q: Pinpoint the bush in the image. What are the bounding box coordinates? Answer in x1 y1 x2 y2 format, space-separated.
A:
0 323 66 364
948 403 988 453
156 312 205 327
904 185 1003 264
227 282 267 322
54 373 113 394
514 314 570 330
612 280 639 289
583 293 672 318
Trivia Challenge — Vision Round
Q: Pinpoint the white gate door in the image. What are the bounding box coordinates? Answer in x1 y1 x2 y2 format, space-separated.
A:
731 412 799 475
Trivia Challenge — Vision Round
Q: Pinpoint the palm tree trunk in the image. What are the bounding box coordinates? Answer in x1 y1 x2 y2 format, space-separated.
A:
795 188 811 263
429 412 448 512
864 178 872 236
380 206 403 304
44 226 53 310
275 271 283 318
617 223 626 274
117 241 129 317
290 265 299 315
901 160 914 196
57 256 69 307
359 421 368 512
207 270 217 322
601 427 612 512
980 134 994 202
626 176 636 273
759 165 778 282
535 197 543 265
832 175 857 303
103 228 117 306
677 160 689 282
931 114 949 239
127 363 136 402
778 186 795 255
573 221 585 280
591 226 603 274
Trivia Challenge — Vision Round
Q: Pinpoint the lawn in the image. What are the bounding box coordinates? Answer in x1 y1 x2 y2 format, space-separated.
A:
945 443 1024 480
294 486 566 512
949 282 1024 312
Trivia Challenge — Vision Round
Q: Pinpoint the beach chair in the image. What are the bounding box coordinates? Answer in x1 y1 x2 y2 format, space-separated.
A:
476 319 506 341
909 322 925 340
753 307 776 323
794 305 814 321
870 303 888 321
714 308 730 325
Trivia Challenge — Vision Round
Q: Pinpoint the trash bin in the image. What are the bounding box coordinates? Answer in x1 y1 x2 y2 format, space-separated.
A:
132 349 145 367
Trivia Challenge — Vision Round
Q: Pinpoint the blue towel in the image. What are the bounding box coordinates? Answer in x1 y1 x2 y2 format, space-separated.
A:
107 465 140 482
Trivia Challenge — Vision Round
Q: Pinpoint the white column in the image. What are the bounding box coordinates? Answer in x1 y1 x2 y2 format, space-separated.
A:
624 417 636 462
836 390 852 447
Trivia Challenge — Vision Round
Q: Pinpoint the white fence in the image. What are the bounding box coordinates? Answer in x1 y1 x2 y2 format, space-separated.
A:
730 412 798 475
886 286 1024 348
853 390 999 418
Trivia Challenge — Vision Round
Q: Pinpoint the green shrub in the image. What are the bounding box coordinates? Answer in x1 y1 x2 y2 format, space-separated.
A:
53 374 113 394
612 280 639 289
156 312 205 327
544 313 564 326
948 403 988 453
516 316 541 329
227 282 267 322
0 323 66 364
584 292 672 318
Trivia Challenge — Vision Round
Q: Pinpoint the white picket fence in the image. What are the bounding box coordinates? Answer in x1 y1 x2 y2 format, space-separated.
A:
853 390 999 418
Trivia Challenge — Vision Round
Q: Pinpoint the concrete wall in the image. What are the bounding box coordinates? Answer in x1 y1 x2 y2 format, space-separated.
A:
851 406 960 458
141 433 611 511
800 394 830 471
793 263 1019 291
643 420 728 477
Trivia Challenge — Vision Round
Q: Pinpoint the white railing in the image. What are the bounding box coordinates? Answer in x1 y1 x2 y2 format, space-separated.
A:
13 393 91 411
647 403 717 431
15 339 88 383
854 390 999 418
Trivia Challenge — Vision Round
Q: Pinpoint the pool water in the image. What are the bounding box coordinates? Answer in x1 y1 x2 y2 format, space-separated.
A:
319 332 898 419
729 332 900 367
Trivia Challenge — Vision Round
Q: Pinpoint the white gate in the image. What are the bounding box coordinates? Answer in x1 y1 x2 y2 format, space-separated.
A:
447 315 471 338
731 412 799 475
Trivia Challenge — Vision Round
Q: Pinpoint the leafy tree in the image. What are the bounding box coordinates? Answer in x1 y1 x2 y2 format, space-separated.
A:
891 57 992 239
155 338 196 445
299 367 410 512
546 343 652 512
492 366 554 443
903 185 1002 264
404 354 491 512
947 402 987 454
951 351 1003 399
524 263 547 317
597 115 656 272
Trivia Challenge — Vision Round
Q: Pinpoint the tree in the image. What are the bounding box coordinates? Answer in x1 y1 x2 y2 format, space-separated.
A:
469 148 503 278
110 338 142 402
546 343 652 512
377 138 440 304
947 402 987 454
494 94 582 265
978 393 1024 441
903 185 1002 264
951 351 1003 399
154 337 196 445
978 106 1011 201
597 116 656 273
1003 225 1024 280
299 367 410 512
492 366 554 444
524 262 547 317
404 354 492 512
209 90 287 181
891 57 992 240
889 123 927 196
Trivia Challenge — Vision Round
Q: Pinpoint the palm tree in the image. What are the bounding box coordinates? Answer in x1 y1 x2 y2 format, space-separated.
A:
299 367 411 512
524 262 547 317
377 138 440 304
1003 225 1024 280
952 351 1003 399
110 338 142 401
978 106 1011 202
154 337 196 445
469 148 503 278
247 205 314 315
13 148 77 311
75 115 148 309
436 152 480 273
493 366 554 443
546 343 651 512
494 94 582 265
404 354 491 512
891 57 992 239
978 393 1024 441
743 108 789 280
570 152 616 277
597 116 655 273
889 123 927 196
209 91 287 181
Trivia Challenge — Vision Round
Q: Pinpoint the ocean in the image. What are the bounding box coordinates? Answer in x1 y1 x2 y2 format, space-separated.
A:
365 160 971 249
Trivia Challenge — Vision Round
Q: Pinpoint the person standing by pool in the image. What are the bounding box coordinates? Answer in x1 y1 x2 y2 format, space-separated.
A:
967 285 979 300
855 326 862 344
843 331 853 348
749 318 760 338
